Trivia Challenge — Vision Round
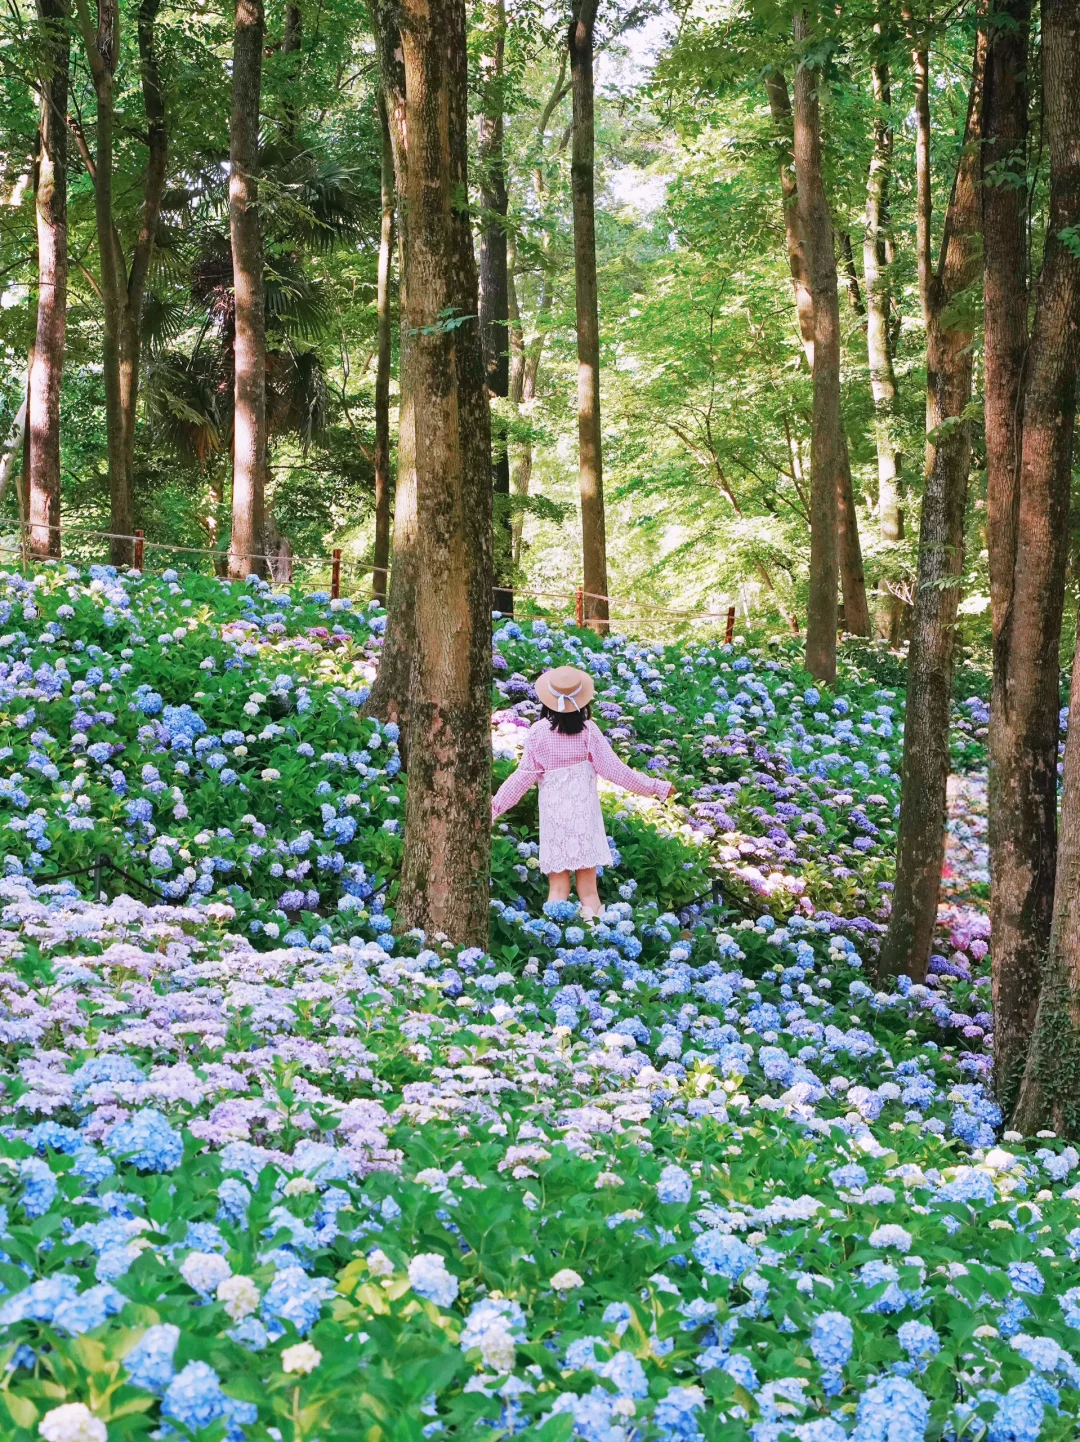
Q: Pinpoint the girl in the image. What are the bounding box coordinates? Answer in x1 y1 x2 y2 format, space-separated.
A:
491 665 674 916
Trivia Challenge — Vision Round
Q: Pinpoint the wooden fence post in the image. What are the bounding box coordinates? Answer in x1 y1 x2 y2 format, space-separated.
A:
725 605 736 644
331 549 342 600
133 530 145 571
575 589 584 627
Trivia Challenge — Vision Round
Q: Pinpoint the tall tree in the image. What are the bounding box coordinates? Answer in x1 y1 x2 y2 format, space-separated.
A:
765 66 870 641
569 0 609 631
364 15 417 724
227 0 268 579
986 0 1080 1108
507 61 568 566
372 0 494 944
877 36 984 982
793 13 840 680
27 0 68 560
508 247 551 565
371 94 395 607
864 47 904 641
74 0 168 567
479 0 514 614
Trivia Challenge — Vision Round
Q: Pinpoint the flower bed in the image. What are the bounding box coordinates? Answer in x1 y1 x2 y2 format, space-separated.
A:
0 567 1073 1442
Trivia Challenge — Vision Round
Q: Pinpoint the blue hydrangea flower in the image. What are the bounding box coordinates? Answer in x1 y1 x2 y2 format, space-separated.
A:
261 1265 335 1335
124 1323 180 1393
811 1311 853 1370
162 1361 257 1441
657 1164 693 1205
693 1231 756 1280
106 1109 183 1172
851 1375 929 1442
407 1252 459 1308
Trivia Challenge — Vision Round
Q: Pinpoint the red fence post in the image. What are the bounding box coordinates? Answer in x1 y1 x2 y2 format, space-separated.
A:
725 605 736 644
133 530 145 571
575 589 584 627
789 613 800 636
331 548 342 600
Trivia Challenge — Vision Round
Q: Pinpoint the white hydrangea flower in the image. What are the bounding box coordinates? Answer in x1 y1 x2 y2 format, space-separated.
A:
281 1342 322 1375
180 1250 232 1295
39 1404 107 1442
217 1274 260 1321
550 1269 584 1291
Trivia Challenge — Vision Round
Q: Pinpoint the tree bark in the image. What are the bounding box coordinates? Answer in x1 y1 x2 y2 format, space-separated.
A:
984 0 1041 1106
479 0 513 615
989 0 1080 1110
508 251 550 566
371 0 493 945
365 9 416 724
75 0 124 560
765 65 870 640
27 0 68 561
836 452 870 636
119 0 167 558
0 392 28 509
793 16 840 679
1014 608 1080 1140
227 0 268 580
877 38 984 983
75 0 167 567
371 93 394 607
570 0 609 631
839 230 864 314
983 0 1031 642
864 53 904 641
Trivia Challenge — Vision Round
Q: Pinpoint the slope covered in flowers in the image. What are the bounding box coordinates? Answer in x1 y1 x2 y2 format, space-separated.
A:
0 565 1073 1442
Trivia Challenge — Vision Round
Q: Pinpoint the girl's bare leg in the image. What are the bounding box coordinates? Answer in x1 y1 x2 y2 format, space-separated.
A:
546 870 571 904
575 867 602 917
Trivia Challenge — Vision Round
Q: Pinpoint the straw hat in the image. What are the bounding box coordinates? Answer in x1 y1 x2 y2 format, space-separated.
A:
535 665 595 713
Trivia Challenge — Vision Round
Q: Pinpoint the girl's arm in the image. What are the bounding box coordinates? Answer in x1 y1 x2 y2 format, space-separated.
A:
491 735 543 821
586 721 673 799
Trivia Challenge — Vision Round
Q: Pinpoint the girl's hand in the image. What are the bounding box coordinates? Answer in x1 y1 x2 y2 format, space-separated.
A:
662 781 675 800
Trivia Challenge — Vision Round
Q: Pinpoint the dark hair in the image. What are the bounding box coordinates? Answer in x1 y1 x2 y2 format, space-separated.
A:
541 702 591 735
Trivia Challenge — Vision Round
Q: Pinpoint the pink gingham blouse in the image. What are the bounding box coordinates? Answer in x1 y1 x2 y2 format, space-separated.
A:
491 719 673 821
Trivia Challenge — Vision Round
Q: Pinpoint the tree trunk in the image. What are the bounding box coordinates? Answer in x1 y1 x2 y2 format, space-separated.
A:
75 0 167 567
508 252 549 567
371 93 394 607
984 0 1041 1106
765 68 816 365
1014 623 1080 1140
983 0 1031 643
836 438 871 636
865 53 904 642
766 65 869 638
371 0 493 945
365 19 415 725
0 392 27 508
76 0 126 563
793 14 840 681
27 0 68 561
570 0 608 631
839 230 864 314
989 0 1080 1110
18 389 31 555
877 39 984 983
479 0 513 615
227 0 268 580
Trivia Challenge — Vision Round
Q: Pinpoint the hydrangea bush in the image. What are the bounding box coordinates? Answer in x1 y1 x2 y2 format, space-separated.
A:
0 565 1073 1442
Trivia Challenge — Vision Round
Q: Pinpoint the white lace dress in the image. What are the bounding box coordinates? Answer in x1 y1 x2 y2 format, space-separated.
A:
538 761 613 874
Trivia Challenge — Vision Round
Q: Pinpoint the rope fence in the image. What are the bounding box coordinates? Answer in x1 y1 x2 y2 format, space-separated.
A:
0 520 809 638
